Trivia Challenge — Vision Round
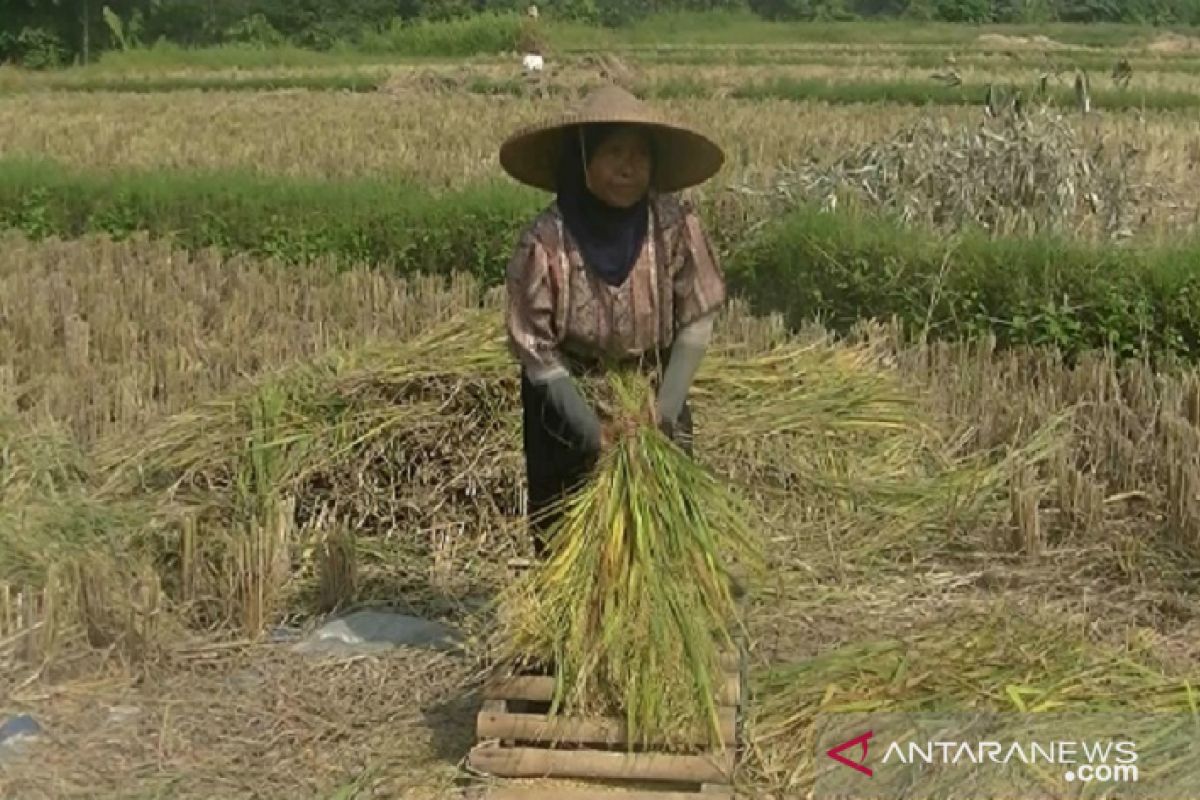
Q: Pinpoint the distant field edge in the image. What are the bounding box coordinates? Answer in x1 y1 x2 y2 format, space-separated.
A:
4 73 1198 114
3 156 1199 363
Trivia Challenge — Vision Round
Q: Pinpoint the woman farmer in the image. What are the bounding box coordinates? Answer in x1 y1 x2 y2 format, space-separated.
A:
499 86 728 557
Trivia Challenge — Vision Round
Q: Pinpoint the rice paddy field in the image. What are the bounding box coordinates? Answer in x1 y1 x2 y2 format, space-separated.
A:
4 15 1200 800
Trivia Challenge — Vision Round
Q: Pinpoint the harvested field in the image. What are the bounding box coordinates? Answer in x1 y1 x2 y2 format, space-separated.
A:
0 234 488 442
3 236 1200 796
1 87 1197 218
0 90 953 185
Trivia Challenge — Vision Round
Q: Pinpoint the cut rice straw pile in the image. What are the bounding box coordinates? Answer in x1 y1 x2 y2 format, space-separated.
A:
91 308 522 632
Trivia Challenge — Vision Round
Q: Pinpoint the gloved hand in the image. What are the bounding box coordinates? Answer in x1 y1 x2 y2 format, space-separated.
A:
542 374 603 454
657 410 677 441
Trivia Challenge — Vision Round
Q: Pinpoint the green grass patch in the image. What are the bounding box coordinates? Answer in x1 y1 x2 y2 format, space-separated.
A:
92 41 393 71
0 158 542 285
357 13 524 58
2 157 1199 363
730 205 1200 362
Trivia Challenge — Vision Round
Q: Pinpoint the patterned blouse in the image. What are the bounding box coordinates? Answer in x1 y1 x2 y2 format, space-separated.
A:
505 194 727 384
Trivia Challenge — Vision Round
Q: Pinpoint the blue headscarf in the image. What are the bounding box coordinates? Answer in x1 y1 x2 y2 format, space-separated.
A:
555 123 652 287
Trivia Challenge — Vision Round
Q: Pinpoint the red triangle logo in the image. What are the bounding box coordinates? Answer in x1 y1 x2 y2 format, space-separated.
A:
827 730 874 777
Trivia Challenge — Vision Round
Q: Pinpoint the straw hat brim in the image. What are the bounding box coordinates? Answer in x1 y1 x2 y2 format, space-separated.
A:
499 113 725 194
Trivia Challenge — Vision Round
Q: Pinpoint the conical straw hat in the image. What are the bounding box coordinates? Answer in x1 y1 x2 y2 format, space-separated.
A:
499 85 725 194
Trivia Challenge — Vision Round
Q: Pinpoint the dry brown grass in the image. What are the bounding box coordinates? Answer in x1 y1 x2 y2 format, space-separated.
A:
637 60 1200 92
0 233 488 443
777 104 1167 238
4 235 1200 575
0 643 477 799
902 335 1200 577
0 89 952 187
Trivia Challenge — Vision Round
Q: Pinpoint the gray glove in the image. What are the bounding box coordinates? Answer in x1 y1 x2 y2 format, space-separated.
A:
656 314 715 430
543 373 603 454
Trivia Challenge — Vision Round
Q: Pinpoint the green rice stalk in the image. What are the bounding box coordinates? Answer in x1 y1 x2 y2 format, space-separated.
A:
498 370 763 751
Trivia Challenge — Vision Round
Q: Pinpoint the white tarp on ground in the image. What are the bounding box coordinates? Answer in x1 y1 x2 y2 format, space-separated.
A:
294 610 464 656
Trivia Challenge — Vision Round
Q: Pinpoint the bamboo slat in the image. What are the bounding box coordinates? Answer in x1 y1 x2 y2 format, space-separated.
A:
468 744 734 784
476 709 737 748
483 788 731 800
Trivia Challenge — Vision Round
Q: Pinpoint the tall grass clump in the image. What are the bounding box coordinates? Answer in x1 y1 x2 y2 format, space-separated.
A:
780 105 1154 239
730 208 1200 362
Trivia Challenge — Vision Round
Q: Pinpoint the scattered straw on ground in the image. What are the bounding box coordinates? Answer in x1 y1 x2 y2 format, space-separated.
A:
0 643 480 800
744 595 1200 796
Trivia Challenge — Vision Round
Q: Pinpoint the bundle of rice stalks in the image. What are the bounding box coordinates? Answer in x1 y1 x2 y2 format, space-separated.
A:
697 338 922 446
770 105 1155 239
748 604 1200 794
496 369 763 751
89 305 951 633
696 323 934 509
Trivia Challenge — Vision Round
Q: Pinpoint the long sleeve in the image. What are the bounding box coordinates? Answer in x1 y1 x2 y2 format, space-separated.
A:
672 202 727 331
506 229 602 451
658 203 725 426
506 229 567 384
